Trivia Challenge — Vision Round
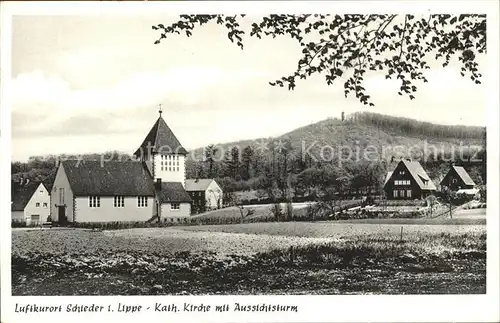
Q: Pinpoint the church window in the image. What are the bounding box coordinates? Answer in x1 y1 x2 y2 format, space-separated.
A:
169 167 172 171
89 196 100 208
114 196 124 208
137 196 148 207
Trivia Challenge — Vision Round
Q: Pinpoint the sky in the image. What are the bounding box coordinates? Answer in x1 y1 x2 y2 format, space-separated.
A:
11 15 487 162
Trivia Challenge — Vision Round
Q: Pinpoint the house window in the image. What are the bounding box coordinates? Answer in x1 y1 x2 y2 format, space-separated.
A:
39 190 43 195
43 202 48 208
171 203 180 210
36 202 40 207
59 188 65 204
452 178 457 184
30 215 40 222
393 190 398 198
400 190 406 197
399 171 405 175
407 190 412 198
89 196 100 208
137 196 148 208
114 196 125 208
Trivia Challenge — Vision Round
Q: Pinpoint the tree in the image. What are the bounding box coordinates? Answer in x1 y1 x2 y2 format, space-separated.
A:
153 14 485 105
441 186 457 219
222 146 241 180
241 145 254 180
204 144 219 178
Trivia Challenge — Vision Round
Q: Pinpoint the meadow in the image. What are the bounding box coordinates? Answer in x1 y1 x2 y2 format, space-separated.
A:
12 220 486 296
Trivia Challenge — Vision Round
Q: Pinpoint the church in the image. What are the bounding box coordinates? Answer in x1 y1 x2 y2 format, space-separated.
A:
50 107 193 224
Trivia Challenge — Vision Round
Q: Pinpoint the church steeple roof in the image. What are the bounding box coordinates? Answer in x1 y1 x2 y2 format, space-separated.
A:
134 113 187 157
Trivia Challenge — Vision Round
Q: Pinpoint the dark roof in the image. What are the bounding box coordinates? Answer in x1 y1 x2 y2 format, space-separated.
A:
158 182 192 203
401 159 437 190
185 179 219 191
134 116 188 157
61 160 155 196
11 182 47 211
452 166 476 186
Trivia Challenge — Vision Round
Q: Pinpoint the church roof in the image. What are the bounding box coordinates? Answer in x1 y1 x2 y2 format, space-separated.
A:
134 116 188 157
61 160 155 197
158 182 192 203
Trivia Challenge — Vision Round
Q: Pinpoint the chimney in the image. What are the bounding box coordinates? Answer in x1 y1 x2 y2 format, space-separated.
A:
406 158 411 162
155 178 162 192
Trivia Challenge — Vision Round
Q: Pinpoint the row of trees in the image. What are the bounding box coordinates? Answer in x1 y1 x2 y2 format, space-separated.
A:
348 112 486 139
12 142 486 208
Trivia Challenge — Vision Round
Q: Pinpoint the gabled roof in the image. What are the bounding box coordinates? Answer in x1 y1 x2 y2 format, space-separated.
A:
452 166 476 186
185 179 219 192
134 116 187 157
11 182 47 211
401 159 437 191
61 160 155 197
158 182 192 203
384 171 393 185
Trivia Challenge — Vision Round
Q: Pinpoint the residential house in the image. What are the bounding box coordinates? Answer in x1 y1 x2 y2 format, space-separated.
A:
440 165 476 191
50 108 192 224
185 179 223 213
383 159 437 200
12 182 50 225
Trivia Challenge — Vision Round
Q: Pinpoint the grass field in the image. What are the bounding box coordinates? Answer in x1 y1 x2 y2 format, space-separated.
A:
177 221 485 238
12 220 486 295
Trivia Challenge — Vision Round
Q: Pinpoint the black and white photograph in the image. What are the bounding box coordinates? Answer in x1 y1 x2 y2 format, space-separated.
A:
1 1 499 322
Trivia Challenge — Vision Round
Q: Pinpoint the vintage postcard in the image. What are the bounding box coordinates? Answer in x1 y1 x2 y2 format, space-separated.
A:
1 1 499 322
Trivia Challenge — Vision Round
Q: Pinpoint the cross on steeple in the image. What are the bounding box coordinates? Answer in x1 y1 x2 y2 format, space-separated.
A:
158 104 163 117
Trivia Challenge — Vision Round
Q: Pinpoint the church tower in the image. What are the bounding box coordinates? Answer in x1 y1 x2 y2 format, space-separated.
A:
134 105 187 187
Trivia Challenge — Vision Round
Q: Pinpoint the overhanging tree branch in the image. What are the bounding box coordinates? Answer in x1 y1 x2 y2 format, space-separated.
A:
153 14 486 106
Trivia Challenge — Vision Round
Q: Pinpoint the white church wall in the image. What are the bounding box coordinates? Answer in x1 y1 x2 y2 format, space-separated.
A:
74 196 154 222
